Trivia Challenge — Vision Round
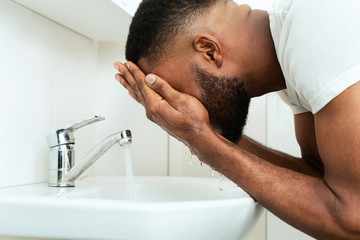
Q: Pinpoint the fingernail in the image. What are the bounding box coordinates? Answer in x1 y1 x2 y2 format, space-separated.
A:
145 75 156 85
114 63 119 71
126 62 130 70
115 75 121 81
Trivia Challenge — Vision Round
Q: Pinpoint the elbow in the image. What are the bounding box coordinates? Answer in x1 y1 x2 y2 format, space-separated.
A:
339 223 360 239
322 180 360 239
340 218 360 238
315 211 360 239
332 205 360 239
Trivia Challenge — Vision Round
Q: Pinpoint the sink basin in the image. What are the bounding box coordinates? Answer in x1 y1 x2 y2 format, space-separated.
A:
0 176 263 240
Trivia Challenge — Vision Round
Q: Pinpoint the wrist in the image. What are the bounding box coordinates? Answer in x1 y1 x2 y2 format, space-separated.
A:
186 126 229 164
186 124 215 150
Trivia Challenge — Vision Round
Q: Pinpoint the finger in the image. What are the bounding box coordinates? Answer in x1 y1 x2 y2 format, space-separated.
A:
115 73 140 103
146 100 181 134
144 74 183 106
126 61 148 92
114 62 146 105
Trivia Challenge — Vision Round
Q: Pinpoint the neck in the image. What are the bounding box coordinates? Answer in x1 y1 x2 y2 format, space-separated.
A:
241 9 286 98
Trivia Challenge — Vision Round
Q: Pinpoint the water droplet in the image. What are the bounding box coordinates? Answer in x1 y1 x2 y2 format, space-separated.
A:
219 174 226 181
219 174 225 191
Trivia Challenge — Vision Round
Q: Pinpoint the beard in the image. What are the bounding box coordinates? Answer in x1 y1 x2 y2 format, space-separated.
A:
191 64 250 143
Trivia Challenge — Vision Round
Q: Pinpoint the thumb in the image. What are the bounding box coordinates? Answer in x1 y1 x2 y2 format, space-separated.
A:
145 74 181 104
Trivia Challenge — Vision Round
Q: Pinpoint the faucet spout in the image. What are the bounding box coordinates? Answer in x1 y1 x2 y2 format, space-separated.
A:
47 116 132 187
63 130 132 186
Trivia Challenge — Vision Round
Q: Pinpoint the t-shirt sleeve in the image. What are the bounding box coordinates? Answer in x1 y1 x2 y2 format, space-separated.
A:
277 90 309 115
274 0 360 114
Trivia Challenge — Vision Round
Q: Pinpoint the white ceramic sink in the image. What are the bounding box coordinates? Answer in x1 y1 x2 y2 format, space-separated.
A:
0 176 263 240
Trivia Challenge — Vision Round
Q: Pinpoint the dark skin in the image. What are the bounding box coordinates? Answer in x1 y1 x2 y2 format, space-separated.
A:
114 1 360 239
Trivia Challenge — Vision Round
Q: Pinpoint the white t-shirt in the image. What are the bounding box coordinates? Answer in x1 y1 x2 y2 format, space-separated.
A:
268 0 360 114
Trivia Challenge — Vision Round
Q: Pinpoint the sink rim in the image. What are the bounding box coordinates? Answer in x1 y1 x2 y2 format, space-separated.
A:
0 175 256 208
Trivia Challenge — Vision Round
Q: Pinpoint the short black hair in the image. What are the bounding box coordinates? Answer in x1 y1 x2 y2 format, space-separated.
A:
126 0 223 65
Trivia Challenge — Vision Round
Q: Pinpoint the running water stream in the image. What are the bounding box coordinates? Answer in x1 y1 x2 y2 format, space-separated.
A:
121 142 135 200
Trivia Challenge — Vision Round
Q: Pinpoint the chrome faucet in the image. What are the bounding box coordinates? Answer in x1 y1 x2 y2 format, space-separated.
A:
46 116 132 187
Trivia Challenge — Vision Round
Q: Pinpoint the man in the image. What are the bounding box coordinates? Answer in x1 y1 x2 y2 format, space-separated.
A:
114 0 360 238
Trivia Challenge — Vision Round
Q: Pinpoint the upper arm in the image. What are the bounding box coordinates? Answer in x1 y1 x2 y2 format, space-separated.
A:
314 82 360 231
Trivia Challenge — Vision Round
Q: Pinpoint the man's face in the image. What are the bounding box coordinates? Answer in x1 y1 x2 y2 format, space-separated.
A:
138 58 250 143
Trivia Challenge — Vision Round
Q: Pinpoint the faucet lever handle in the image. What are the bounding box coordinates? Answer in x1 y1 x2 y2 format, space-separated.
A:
65 115 105 132
46 116 105 148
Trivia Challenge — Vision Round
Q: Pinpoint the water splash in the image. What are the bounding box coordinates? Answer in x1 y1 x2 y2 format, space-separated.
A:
185 148 192 166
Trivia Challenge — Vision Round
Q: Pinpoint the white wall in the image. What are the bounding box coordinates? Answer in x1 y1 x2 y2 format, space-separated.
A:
0 0 98 188
0 0 169 189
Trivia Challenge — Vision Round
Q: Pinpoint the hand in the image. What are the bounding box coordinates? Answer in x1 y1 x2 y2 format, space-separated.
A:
114 61 214 147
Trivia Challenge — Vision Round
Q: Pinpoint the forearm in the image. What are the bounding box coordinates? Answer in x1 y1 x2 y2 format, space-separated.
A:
238 135 323 178
192 132 358 240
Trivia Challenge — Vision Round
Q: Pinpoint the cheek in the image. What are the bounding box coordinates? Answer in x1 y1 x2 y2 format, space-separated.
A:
187 85 203 100
172 78 203 100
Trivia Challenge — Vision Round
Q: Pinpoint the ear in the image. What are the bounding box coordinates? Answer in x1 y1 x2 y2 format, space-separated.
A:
193 33 223 68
